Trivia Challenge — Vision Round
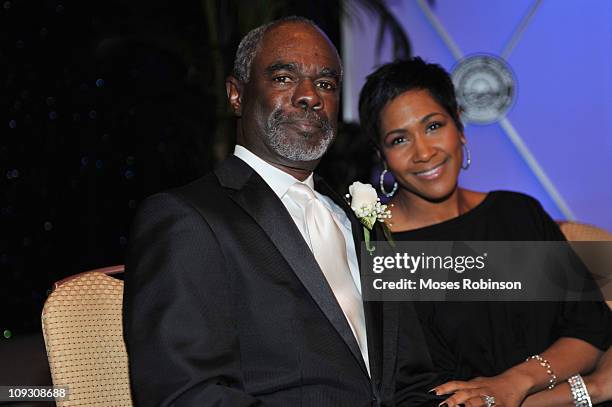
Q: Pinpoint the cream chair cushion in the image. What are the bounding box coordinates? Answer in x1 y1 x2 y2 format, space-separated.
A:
41 267 132 406
558 221 612 310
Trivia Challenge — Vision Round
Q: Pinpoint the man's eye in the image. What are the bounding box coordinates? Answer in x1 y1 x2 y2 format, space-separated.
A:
273 76 292 84
426 122 443 132
316 81 337 91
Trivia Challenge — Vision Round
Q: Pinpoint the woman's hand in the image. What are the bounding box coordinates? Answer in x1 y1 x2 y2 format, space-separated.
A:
433 338 603 407
432 370 533 407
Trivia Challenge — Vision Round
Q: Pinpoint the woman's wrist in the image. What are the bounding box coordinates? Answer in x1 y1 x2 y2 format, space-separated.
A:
505 355 561 395
583 375 601 405
525 354 559 391
500 366 538 395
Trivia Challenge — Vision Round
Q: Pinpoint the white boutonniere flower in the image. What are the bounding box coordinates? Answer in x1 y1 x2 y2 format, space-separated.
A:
345 181 392 253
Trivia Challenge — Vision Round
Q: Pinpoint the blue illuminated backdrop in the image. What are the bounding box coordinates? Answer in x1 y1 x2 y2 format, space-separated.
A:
342 0 612 231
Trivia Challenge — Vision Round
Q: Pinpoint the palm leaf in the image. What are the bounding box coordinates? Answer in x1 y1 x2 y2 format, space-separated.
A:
343 0 413 60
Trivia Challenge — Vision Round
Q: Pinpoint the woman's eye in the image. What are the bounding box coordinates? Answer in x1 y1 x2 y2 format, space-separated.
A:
426 122 443 132
391 137 406 145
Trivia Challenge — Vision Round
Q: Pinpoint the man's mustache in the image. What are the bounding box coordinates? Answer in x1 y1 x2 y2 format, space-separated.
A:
269 109 332 130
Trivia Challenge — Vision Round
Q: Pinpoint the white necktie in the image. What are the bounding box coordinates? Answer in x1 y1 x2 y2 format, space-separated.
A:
286 183 369 374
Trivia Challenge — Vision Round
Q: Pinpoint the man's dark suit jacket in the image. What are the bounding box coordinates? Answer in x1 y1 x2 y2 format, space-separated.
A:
123 156 440 406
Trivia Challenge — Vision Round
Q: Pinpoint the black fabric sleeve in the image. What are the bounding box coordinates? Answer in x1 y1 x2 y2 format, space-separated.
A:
123 192 264 406
395 302 446 407
531 198 612 350
413 303 460 383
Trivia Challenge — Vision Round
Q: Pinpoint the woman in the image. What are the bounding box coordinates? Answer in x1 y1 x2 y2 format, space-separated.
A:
358 58 612 407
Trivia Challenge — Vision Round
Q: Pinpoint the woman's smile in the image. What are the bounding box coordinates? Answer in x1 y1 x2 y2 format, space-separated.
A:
412 158 448 180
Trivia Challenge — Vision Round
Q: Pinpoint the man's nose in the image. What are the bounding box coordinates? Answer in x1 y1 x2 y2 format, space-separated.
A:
292 79 322 111
413 136 435 162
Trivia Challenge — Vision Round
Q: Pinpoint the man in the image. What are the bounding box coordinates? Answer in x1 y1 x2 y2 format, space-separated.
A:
124 16 437 406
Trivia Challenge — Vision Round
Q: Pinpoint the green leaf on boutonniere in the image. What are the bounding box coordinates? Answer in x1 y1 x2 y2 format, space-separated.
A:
360 215 376 230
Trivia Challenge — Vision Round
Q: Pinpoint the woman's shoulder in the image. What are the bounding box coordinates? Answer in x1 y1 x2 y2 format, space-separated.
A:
460 189 554 228
487 190 545 212
460 189 543 215
486 190 564 239
460 189 487 211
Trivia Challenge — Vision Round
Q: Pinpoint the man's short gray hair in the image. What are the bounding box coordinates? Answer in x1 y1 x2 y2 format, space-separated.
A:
232 16 341 83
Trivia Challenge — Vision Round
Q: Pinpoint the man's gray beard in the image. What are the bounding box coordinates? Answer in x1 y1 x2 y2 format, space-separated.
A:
264 109 335 161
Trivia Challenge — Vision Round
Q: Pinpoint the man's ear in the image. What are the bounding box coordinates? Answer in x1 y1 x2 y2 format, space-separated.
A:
226 76 243 117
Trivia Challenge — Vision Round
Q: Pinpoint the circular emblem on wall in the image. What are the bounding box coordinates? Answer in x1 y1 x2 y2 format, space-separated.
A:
452 54 516 124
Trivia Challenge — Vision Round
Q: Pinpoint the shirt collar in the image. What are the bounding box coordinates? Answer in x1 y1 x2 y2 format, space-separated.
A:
233 145 315 199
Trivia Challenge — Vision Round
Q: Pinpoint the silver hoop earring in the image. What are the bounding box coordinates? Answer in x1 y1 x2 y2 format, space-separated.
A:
461 144 471 170
379 168 398 197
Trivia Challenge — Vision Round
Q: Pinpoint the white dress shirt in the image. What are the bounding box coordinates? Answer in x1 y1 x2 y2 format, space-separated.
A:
233 145 363 294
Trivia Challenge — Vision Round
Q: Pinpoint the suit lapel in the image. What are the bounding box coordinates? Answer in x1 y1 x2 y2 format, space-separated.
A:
313 177 384 385
215 157 369 376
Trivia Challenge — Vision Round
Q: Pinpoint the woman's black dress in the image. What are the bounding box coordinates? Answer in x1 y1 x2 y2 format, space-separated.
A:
392 191 612 385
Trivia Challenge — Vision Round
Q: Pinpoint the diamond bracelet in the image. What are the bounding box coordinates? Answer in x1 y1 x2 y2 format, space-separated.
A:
526 354 557 390
568 374 592 407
